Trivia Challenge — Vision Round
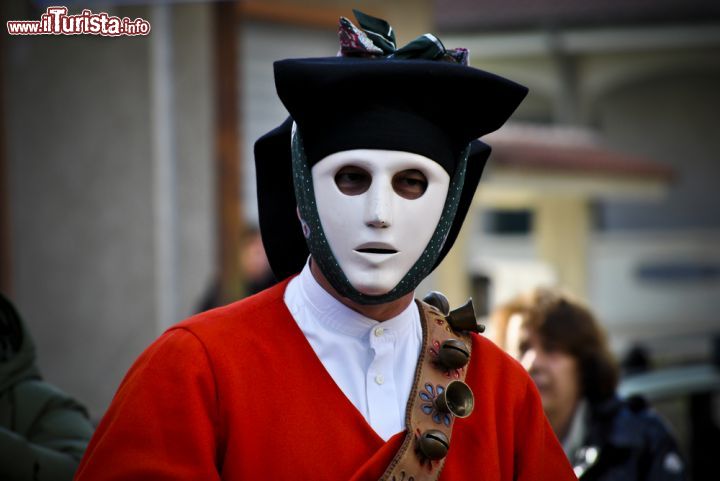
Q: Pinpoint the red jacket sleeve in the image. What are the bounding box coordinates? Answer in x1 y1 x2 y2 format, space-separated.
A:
74 328 222 481
514 376 577 481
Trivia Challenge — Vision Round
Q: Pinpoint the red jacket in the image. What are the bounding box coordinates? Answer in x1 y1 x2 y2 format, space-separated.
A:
75 279 576 480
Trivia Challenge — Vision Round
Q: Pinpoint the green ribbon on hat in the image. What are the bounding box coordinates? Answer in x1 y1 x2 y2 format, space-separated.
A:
339 9 469 65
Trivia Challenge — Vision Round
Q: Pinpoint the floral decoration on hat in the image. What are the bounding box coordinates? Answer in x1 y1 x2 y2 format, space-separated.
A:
338 10 469 65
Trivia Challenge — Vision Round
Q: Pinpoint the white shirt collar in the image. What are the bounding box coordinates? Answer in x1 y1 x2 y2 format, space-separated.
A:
295 259 417 338
562 398 589 458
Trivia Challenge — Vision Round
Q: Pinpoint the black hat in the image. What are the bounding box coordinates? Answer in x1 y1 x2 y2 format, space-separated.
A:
255 14 527 282
274 56 526 174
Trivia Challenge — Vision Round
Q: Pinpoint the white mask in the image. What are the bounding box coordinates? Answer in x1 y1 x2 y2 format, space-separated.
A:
311 149 450 296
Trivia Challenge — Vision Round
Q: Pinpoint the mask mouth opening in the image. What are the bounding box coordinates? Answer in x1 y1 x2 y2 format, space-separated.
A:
356 248 397 254
355 242 398 255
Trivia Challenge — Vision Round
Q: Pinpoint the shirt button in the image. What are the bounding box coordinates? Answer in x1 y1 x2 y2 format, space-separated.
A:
374 327 384 337
375 374 385 385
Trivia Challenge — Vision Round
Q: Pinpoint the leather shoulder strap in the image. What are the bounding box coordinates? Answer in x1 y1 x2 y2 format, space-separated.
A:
380 299 474 481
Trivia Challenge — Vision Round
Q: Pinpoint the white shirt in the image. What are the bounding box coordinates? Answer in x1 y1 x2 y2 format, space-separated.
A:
562 399 589 458
284 261 422 440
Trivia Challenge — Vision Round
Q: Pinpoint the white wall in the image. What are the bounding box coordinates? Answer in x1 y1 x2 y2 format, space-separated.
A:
589 230 720 359
4 4 215 419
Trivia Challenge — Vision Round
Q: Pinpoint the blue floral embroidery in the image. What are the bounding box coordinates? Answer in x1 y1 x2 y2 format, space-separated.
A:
419 383 452 426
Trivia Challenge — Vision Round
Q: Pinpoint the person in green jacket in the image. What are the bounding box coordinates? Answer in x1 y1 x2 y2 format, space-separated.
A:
0 293 94 481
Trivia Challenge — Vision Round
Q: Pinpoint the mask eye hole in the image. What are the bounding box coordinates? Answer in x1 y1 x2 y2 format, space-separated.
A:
335 166 371 196
392 169 428 199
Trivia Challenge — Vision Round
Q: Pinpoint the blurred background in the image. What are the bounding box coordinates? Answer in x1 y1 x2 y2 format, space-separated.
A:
1 0 719 475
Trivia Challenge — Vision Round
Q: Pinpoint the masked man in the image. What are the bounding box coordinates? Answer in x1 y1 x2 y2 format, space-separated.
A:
75 11 576 481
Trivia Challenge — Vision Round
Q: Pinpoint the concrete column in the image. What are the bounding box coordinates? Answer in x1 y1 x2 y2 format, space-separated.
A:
0 32 10 295
534 197 590 299
150 5 179 332
435 221 472 309
547 30 581 124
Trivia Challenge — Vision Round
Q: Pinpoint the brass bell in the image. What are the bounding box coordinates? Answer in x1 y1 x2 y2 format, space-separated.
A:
446 299 485 333
422 291 450 316
418 429 449 460
438 339 470 369
435 380 475 418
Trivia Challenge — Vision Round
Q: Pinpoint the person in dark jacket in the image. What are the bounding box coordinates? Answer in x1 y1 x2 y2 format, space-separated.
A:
0 293 94 480
491 286 687 481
